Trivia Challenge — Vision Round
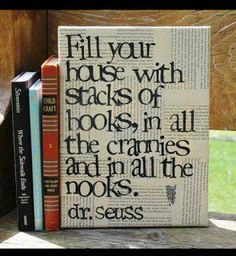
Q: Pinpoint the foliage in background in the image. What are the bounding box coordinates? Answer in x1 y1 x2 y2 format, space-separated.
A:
209 137 236 214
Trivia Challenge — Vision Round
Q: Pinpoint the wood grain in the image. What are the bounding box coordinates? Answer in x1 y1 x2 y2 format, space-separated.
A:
0 210 236 248
48 10 236 130
0 10 46 121
0 10 46 216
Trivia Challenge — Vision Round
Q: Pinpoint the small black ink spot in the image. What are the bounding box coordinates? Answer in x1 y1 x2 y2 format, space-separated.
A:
134 192 139 197
166 185 177 206
89 216 93 220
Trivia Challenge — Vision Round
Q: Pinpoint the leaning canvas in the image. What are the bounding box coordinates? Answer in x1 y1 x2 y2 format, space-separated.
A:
58 26 210 228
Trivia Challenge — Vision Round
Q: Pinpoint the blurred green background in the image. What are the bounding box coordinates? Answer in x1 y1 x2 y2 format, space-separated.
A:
209 130 236 213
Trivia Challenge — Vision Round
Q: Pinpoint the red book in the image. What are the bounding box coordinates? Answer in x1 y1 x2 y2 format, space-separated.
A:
41 56 60 231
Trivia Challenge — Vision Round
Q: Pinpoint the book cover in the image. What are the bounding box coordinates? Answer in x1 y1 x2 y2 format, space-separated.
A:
41 56 60 231
29 79 43 231
11 71 39 231
58 26 210 228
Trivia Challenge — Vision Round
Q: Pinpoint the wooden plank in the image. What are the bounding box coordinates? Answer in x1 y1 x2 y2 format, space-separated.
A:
0 10 47 216
48 10 236 130
0 210 236 248
0 10 46 121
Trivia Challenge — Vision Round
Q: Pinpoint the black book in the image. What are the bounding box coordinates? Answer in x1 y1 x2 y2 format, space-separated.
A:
11 71 40 231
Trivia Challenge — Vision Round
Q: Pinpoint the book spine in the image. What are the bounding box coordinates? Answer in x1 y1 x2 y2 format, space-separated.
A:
11 82 34 231
29 86 44 231
42 64 60 231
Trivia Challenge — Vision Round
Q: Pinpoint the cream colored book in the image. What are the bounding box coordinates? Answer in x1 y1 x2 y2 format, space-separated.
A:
58 26 210 228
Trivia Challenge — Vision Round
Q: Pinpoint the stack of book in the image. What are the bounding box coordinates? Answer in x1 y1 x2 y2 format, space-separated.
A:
11 26 210 231
12 56 59 231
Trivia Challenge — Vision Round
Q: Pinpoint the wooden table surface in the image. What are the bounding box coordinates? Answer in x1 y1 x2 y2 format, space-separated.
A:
0 210 235 248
